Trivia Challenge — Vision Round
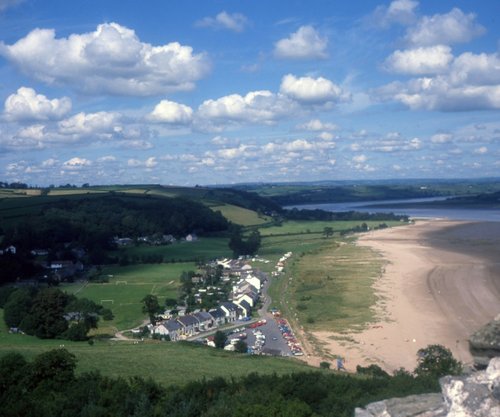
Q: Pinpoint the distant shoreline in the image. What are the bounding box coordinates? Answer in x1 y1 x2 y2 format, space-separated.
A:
310 219 500 372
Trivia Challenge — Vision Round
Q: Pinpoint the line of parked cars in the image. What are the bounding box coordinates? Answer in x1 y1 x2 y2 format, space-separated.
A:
276 318 303 356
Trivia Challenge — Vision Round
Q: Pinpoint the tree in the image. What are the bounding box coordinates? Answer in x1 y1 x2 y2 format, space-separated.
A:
141 295 161 325
3 288 33 328
414 344 462 378
234 340 248 353
228 228 261 257
214 331 227 349
323 227 334 238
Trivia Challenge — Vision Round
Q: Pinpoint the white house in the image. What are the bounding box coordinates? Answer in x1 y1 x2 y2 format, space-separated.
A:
234 299 251 318
220 302 239 322
234 292 258 308
5 245 16 255
244 275 261 292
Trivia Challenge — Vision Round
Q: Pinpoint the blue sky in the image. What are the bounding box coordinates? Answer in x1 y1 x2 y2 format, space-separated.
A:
0 0 499 186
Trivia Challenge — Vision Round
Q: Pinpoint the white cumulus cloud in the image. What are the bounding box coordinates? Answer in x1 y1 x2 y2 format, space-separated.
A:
296 119 338 131
148 100 193 124
371 0 419 27
63 157 92 168
195 11 248 32
280 74 343 104
198 90 295 124
4 87 71 121
377 50 500 111
431 133 452 143
274 26 328 60
58 112 120 137
0 22 210 96
384 45 453 75
406 8 485 46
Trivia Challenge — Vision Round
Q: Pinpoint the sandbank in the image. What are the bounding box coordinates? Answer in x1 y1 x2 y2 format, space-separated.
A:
310 219 500 372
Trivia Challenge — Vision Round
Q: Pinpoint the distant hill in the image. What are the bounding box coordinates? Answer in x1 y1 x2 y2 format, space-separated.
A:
234 179 500 206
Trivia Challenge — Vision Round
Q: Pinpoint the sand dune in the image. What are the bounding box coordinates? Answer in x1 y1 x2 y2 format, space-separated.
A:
311 220 500 372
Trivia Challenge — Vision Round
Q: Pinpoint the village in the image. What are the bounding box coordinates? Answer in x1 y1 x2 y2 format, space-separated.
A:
146 252 304 357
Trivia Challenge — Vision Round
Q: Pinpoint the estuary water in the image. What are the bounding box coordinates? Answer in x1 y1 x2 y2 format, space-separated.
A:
285 196 500 222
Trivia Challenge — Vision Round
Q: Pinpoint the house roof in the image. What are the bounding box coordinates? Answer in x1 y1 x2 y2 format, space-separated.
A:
220 302 239 313
236 299 251 313
163 319 182 332
193 311 213 322
209 308 225 320
238 290 258 302
177 315 199 327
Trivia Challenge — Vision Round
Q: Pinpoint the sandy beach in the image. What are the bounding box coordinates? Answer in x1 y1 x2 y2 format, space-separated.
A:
311 220 500 372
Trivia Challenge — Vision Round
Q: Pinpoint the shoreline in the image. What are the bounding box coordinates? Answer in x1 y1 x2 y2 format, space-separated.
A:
309 219 500 372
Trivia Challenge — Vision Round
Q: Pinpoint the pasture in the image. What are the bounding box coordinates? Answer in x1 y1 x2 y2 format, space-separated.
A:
288 239 384 332
260 220 401 237
0 310 313 386
117 237 232 263
210 203 271 226
62 262 193 332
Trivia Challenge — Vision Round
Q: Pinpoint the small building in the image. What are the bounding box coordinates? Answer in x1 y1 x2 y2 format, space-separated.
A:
185 233 198 242
114 237 134 246
5 245 16 255
31 249 49 256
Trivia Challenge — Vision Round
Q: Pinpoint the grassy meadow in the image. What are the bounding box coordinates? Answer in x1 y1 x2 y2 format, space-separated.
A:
117 237 232 263
0 311 313 386
62 262 194 332
210 203 271 226
287 239 384 332
260 220 401 237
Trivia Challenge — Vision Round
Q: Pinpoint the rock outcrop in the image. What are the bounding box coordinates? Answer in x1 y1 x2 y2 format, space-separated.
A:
469 315 500 369
355 357 500 417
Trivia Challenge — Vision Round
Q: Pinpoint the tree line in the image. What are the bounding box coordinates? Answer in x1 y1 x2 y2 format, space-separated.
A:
0 345 461 417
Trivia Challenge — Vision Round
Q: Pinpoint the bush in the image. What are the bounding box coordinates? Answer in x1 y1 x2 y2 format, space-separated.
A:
319 361 330 369
414 344 462 378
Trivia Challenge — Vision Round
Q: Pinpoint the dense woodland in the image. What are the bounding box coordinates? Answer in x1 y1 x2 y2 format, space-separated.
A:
0 348 457 417
3 195 229 252
0 195 229 283
283 208 408 222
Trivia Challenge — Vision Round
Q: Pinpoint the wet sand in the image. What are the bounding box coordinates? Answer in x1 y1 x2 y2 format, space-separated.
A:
311 220 500 372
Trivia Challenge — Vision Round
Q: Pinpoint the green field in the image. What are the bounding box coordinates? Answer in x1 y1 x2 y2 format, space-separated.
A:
260 220 401 237
210 203 271 226
117 237 232 262
62 263 193 332
288 239 384 332
0 310 313 386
